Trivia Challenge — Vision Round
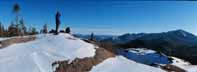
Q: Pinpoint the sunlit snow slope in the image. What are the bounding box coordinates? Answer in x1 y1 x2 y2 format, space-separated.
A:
90 56 165 72
0 34 96 72
171 57 197 72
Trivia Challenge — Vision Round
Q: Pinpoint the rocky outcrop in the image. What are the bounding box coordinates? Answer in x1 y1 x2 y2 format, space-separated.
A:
53 48 115 72
0 36 36 48
162 64 186 72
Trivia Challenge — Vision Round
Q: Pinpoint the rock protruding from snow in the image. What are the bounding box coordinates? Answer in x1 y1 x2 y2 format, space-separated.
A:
90 56 165 72
54 48 115 72
0 33 96 72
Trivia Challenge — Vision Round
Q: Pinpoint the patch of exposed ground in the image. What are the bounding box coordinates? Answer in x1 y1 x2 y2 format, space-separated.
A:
162 64 186 72
0 36 36 48
53 47 115 72
53 40 186 72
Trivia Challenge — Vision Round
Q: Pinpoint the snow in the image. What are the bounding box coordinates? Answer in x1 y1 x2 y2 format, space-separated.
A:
178 30 187 37
171 57 197 72
90 56 165 72
0 33 96 72
118 48 171 65
0 35 35 41
0 37 10 41
127 48 156 54
181 32 187 37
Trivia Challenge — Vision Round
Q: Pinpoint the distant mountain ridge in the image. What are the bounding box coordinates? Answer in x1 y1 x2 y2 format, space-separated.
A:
75 29 197 45
98 29 197 44
75 29 197 64
133 29 197 46
74 30 197 64
100 33 146 44
73 34 114 41
119 29 197 64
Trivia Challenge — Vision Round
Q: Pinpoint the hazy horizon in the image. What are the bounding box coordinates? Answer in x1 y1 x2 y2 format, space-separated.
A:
1 1 197 35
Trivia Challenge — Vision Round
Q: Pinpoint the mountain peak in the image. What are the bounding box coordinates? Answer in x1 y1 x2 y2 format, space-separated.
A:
168 29 187 33
174 29 187 33
121 33 131 36
167 29 193 37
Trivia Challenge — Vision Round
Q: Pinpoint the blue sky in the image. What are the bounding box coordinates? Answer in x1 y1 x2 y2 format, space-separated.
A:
1 1 197 35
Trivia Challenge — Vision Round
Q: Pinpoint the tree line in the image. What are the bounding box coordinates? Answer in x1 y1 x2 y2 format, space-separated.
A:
0 3 71 37
0 3 38 37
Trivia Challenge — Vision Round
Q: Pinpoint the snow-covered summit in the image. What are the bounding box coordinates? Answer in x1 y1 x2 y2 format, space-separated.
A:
0 33 96 72
167 29 195 37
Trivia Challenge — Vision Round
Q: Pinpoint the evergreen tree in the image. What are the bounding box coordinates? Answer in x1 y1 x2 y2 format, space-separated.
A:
3 29 8 37
43 24 48 33
29 27 38 35
28 27 32 35
19 18 27 36
49 29 55 33
90 32 95 41
13 3 20 25
8 22 17 36
0 22 5 37
32 27 37 35
13 3 20 36
65 27 70 34
40 29 43 34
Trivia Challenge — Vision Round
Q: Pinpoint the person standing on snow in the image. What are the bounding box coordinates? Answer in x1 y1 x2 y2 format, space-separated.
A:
55 11 61 35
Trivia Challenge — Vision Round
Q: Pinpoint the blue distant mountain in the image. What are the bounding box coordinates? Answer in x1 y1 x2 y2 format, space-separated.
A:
75 29 197 64
100 33 146 44
122 29 197 48
119 29 197 64
75 29 197 46
73 34 114 41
